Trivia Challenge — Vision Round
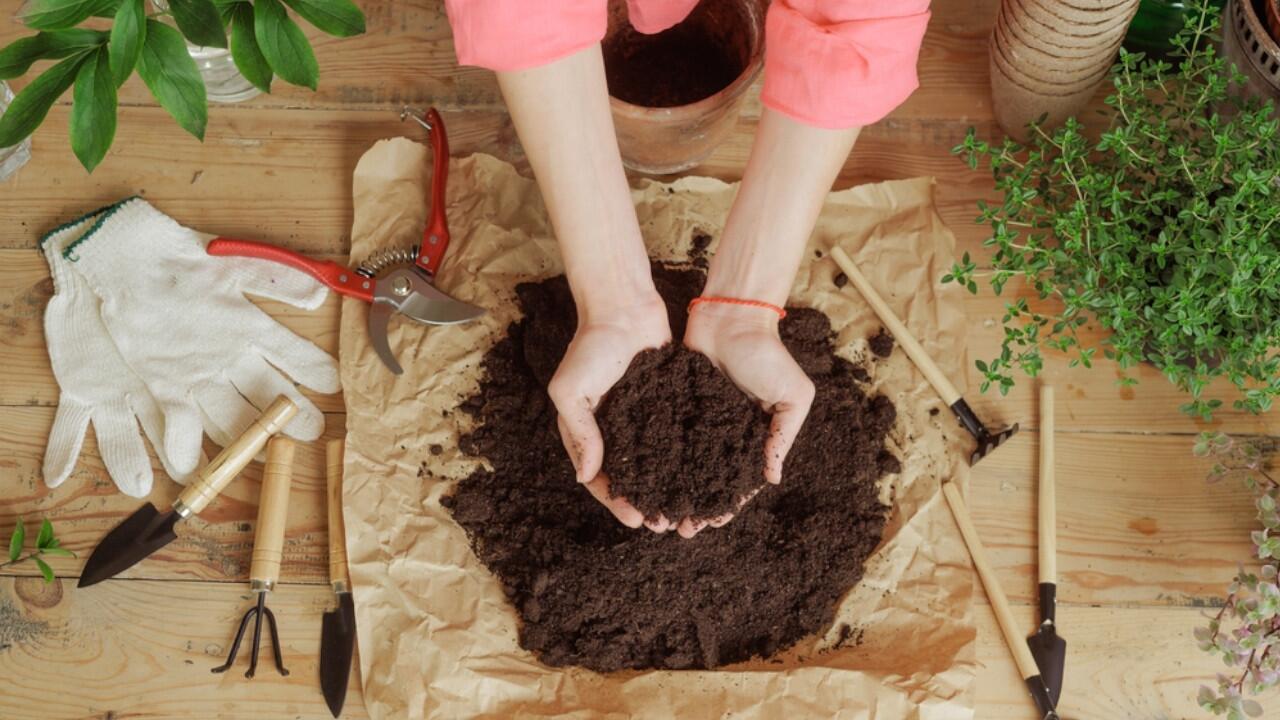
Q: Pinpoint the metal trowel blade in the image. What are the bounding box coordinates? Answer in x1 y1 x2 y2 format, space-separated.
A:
320 592 357 717
78 503 180 587
1027 623 1066 707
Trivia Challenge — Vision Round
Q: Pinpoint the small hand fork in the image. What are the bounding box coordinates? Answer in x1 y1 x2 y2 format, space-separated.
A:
213 436 295 678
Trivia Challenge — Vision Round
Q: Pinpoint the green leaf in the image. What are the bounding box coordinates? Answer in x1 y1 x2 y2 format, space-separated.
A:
40 546 76 558
19 0 121 31
8 519 24 563
70 47 116 171
0 29 106 79
228 2 271 93
254 0 318 90
170 0 228 49
34 557 54 583
136 20 207 140
0 52 88 148
282 0 365 37
108 0 144 86
36 518 54 550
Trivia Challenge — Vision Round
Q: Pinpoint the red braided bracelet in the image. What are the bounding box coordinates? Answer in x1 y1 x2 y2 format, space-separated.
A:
688 296 787 319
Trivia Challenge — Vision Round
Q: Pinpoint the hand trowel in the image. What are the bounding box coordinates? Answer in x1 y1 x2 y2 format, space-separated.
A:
320 439 357 717
78 397 298 588
1027 385 1066 705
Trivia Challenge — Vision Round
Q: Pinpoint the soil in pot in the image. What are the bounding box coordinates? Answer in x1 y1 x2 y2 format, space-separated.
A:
442 260 901 672
604 0 749 107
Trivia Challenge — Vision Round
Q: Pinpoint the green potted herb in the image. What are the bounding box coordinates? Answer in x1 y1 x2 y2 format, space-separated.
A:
0 0 365 172
950 0 1280 419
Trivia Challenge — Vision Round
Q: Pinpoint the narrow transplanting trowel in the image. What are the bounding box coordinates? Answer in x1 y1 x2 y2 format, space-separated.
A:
320 439 357 717
78 397 298 588
1027 386 1066 705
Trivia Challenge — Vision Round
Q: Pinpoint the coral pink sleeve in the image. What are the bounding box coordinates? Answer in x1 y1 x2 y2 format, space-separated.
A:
444 0 607 72
763 0 932 129
444 0 699 72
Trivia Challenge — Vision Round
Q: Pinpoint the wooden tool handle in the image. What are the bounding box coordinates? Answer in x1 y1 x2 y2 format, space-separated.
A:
942 482 1042 681
830 247 963 404
1039 385 1056 585
175 396 298 516
326 439 350 590
250 436 295 590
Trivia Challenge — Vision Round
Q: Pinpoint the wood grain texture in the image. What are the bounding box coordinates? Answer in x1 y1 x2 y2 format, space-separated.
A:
0 405 1258 607
0 575 1271 720
6 249 1276 435
0 577 368 720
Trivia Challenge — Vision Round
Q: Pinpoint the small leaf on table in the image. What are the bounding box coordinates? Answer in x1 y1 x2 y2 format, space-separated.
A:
136 19 207 140
8 519 24 563
36 518 54 550
282 0 366 37
170 0 229 50
34 557 54 583
41 547 76 558
108 0 145 86
254 0 319 90
0 52 88 148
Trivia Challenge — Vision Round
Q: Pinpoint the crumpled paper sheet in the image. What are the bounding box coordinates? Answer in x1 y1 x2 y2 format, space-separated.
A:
338 138 978 720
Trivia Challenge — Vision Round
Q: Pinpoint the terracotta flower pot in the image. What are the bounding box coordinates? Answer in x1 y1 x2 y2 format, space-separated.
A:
604 0 764 175
1267 0 1280 42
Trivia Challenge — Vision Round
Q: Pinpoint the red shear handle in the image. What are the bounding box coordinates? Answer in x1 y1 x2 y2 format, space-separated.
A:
417 107 450 276
208 238 374 303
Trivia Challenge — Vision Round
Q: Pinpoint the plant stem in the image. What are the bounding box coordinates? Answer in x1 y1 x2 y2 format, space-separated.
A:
0 551 41 570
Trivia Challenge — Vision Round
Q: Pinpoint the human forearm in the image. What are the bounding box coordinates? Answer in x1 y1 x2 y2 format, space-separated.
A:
703 108 861 306
496 46 657 322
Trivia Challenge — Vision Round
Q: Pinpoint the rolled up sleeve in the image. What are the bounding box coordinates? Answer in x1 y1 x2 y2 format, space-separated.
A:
762 0 932 129
444 0 607 72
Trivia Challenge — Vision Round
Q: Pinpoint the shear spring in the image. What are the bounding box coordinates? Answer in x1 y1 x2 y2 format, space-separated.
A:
356 246 419 278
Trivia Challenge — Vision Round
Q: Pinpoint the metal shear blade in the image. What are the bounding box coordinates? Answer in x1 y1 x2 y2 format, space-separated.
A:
368 266 484 375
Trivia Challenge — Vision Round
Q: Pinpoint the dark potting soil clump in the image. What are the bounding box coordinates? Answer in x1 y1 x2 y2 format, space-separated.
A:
869 329 895 358
444 263 899 672
598 345 769 522
603 1 748 107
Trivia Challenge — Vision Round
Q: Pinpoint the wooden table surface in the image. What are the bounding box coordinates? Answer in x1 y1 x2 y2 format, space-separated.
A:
2 1 1277 718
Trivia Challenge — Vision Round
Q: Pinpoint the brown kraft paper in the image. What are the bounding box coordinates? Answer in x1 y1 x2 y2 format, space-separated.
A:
337 138 979 719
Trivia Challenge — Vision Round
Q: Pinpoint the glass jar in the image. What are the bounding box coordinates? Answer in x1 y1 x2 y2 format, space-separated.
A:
151 0 259 103
1123 0 1227 59
0 81 32 182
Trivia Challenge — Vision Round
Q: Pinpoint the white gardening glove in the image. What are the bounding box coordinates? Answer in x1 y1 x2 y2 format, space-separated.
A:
41 209 190 497
63 197 340 477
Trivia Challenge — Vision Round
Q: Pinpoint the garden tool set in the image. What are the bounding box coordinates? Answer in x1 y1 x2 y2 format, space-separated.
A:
79 397 299 588
320 440 358 717
212 436 296 678
830 246 1020 464
207 107 485 375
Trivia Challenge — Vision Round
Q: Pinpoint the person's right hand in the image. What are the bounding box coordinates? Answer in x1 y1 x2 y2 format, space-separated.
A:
549 294 672 532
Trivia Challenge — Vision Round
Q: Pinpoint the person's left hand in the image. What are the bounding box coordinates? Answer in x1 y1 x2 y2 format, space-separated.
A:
680 301 815 538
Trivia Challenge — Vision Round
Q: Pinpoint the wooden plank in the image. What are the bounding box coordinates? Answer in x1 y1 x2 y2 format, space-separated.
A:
968 430 1256 606
0 574 1270 719
0 105 998 255
973 600 1280 718
0 406 344 586
0 1 999 118
0 577 368 720
0 401 1261 609
7 248 1275 434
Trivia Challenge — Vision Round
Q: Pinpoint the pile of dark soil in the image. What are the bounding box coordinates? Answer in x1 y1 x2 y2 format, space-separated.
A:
604 1 748 107
443 264 899 672
598 344 769 522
